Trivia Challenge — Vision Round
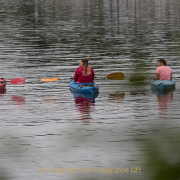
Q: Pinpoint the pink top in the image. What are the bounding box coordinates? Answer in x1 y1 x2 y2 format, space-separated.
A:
74 66 94 83
155 66 172 80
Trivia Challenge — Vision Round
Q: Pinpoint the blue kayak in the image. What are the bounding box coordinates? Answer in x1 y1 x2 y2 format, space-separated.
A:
70 89 99 102
70 89 99 99
69 80 99 94
151 79 175 91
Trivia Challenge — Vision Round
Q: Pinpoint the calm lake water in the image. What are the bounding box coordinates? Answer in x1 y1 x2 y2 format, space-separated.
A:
0 0 180 179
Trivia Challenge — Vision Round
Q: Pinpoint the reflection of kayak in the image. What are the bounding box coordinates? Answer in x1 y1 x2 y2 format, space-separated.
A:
151 79 175 92
0 78 6 90
69 80 99 94
0 88 6 97
70 89 98 122
151 86 175 95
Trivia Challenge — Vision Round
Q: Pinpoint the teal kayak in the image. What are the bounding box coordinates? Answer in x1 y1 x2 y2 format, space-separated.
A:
151 79 175 91
69 80 99 94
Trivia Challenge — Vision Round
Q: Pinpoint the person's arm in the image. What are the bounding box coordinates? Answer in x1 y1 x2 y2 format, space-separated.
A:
73 68 79 82
151 73 159 80
170 72 172 80
91 68 94 81
151 67 160 80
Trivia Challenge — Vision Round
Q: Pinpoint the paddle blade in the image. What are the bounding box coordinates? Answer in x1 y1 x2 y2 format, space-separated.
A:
41 78 60 82
107 73 124 80
9 78 25 85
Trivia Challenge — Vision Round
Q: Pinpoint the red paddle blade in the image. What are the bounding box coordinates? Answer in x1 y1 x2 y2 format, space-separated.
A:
9 78 25 85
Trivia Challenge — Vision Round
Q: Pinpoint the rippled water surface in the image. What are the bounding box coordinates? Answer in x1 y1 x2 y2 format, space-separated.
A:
0 0 180 179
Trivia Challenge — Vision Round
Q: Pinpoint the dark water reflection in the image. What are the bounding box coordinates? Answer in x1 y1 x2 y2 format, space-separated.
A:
0 0 180 179
108 92 125 103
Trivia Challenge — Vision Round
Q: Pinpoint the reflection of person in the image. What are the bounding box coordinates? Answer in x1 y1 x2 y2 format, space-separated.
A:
156 93 173 112
151 58 172 80
74 56 94 83
74 96 95 122
156 92 173 120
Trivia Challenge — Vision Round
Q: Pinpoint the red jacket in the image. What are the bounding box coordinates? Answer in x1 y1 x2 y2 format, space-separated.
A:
74 66 94 83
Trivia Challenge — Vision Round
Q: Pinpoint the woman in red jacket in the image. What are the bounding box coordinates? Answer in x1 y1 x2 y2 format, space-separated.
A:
74 56 94 83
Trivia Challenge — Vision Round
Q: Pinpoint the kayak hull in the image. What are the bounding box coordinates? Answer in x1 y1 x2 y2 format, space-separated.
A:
70 89 99 100
151 79 175 92
69 80 99 94
0 78 6 91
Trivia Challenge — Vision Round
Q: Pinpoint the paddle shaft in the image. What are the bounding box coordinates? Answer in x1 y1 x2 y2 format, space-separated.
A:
1 81 13 83
41 72 125 82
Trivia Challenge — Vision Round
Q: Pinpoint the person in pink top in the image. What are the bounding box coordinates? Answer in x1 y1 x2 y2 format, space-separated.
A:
151 58 172 80
74 56 94 83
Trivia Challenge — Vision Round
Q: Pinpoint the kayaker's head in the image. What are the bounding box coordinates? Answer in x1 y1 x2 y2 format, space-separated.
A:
158 58 166 66
79 56 91 75
79 56 89 67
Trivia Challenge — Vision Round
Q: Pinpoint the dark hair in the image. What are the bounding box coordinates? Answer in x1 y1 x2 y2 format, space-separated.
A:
158 58 166 66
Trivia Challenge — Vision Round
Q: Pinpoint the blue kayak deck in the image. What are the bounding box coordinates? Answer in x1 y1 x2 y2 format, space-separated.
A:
69 80 99 94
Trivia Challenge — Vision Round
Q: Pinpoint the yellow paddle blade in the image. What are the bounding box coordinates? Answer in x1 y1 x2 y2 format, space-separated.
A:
41 78 60 82
107 72 124 80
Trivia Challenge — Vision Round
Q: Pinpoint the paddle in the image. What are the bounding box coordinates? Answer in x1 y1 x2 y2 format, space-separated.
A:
41 72 125 82
106 72 124 80
129 76 178 81
129 76 151 81
41 78 73 82
1 78 25 85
